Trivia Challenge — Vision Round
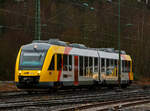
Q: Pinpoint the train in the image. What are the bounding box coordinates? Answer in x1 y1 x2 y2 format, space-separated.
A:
15 39 133 91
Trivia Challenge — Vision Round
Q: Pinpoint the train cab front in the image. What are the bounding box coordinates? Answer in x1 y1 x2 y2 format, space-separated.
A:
17 71 41 89
15 43 50 89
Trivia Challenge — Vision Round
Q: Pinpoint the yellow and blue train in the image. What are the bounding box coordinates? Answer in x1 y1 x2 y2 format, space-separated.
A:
15 39 133 90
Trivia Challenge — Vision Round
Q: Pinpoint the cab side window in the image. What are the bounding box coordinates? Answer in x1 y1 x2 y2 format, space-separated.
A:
57 54 62 70
48 55 55 70
128 61 131 72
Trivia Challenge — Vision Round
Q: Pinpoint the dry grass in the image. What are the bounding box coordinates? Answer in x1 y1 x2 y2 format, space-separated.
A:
0 82 19 92
135 78 150 85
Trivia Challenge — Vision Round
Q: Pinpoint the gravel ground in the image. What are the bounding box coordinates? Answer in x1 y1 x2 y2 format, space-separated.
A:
4 103 150 111
124 103 150 111
0 81 150 111
0 81 19 92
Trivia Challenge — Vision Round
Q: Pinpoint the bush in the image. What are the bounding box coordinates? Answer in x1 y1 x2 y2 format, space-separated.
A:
0 0 5 3
0 0 6 7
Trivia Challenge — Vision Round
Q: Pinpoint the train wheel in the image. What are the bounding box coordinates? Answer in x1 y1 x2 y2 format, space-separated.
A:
27 91 33 94
97 85 102 90
48 89 53 94
88 85 97 91
54 82 63 89
107 85 114 89
121 84 127 89
48 88 58 94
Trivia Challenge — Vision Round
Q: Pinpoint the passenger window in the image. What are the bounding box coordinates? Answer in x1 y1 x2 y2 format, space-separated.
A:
89 57 93 74
48 55 55 70
69 55 72 71
63 54 68 71
106 59 109 73
94 57 98 72
125 61 128 72
57 54 62 70
115 60 117 67
128 61 131 72
114 60 118 76
101 58 105 72
89 57 92 66
106 59 110 68
111 59 114 66
122 60 126 72
106 59 112 74
122 61 124 72
84 57 88 76
79 56 83 76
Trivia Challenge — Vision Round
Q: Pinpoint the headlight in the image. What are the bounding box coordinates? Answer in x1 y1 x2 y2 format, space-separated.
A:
37 71 41 74
19 71 21 75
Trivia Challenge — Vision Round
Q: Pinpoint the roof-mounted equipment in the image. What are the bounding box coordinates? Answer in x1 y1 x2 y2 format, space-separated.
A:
69 43 87 49
48 39 68 46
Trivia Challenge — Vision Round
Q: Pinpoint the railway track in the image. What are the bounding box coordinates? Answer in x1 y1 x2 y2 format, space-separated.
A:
0 86 145 103
0 87 150 110
0 83 141 99
60 97 150 111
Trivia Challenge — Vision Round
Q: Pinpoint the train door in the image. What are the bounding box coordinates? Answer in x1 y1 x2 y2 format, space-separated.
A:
62 55 73 86
74 56 79 86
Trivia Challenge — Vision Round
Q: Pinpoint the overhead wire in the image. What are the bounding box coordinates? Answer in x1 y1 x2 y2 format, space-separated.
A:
0 8 35 19
0 1 149 26
0 0 149 43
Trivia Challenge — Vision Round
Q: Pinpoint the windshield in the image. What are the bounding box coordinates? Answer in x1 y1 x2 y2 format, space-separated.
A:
19 50 47 70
